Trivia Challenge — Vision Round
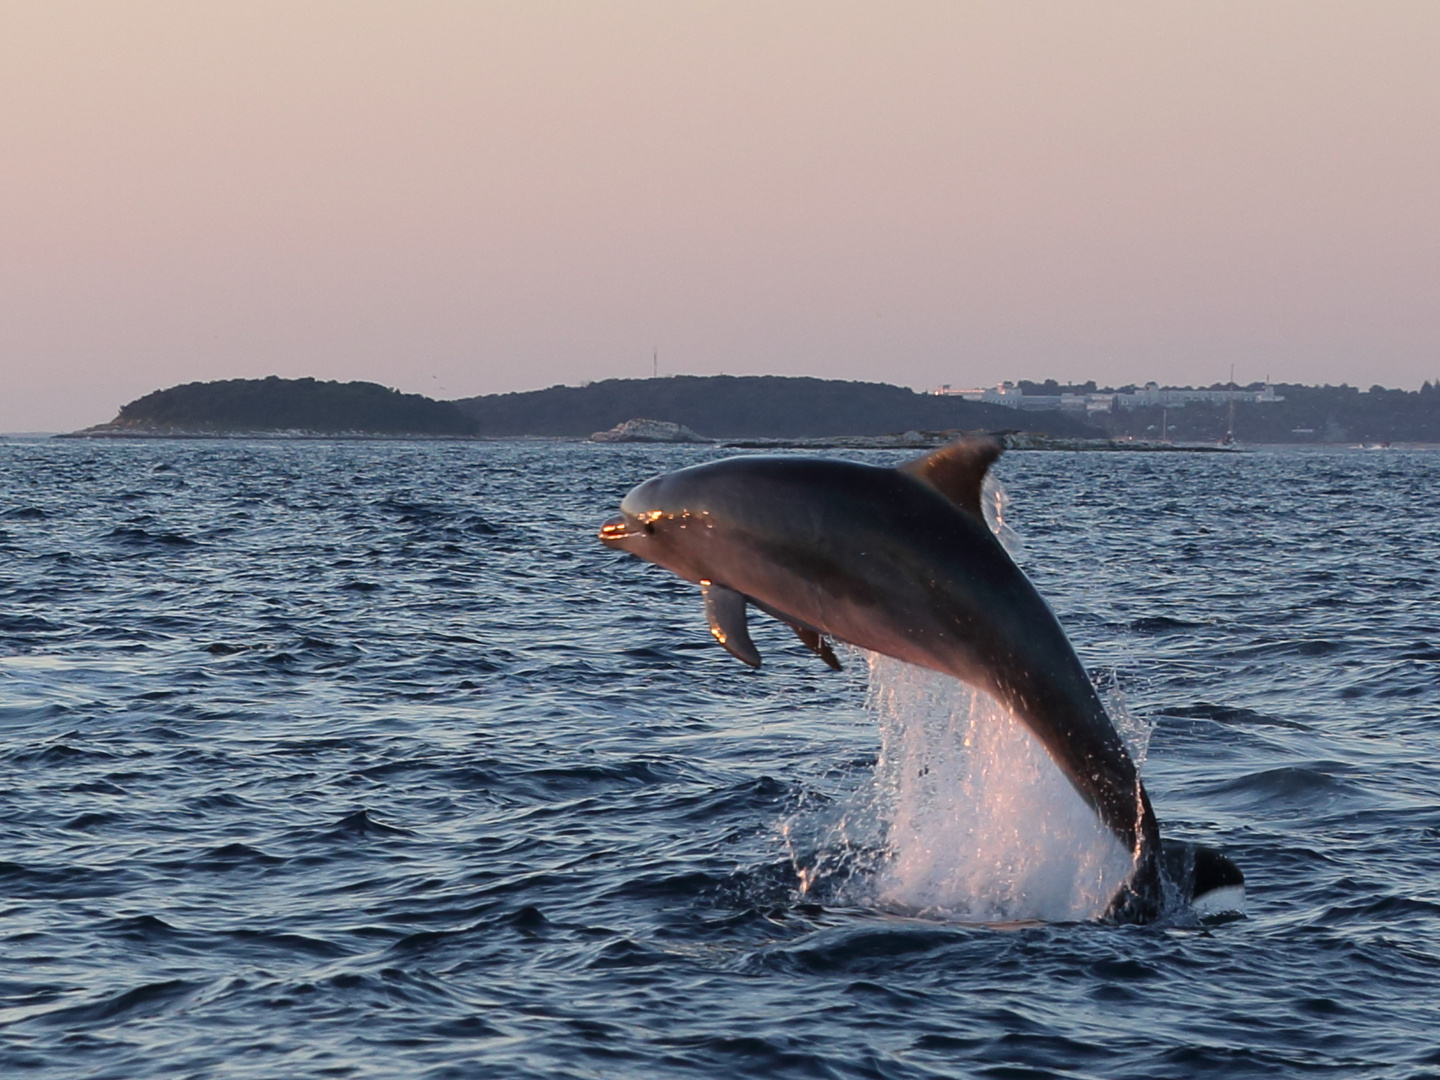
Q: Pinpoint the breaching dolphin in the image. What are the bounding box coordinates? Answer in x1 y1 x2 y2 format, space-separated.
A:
598 437 1241 922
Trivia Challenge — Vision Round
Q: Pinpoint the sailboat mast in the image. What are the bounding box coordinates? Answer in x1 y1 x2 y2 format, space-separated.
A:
1226 364 1236 443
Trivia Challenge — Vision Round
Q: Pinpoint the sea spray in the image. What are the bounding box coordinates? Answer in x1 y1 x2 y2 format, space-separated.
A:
982 473 1025 563
786 653 1141 922
782 474 1146 921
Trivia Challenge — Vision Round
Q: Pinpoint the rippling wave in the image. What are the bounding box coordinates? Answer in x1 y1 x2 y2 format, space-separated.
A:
2 439 1438 1078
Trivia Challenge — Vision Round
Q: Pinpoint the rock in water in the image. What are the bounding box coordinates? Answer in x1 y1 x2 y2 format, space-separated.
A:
589 418 709 443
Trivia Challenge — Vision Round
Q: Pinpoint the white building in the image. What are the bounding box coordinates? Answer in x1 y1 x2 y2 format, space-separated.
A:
931 380 1282 412
1113 382 1283 408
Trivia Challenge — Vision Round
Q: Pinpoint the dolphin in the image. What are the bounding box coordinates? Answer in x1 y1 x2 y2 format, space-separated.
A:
598 437 1239 921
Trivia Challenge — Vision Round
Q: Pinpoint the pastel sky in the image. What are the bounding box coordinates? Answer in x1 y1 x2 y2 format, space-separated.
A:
3 1 1438 432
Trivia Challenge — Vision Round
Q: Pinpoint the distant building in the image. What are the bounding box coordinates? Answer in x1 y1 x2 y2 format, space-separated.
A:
931 380 1283 412
932 382 1024 406
1113 381 1284 408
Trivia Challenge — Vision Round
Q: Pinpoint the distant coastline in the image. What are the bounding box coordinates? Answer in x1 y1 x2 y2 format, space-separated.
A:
72 376 479 439
60 373 1440 445
70 374 1095 442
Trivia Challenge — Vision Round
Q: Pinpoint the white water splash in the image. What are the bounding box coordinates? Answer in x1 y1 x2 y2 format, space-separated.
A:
790 653 1139 923
981 475 1025 563
785 481 1151 923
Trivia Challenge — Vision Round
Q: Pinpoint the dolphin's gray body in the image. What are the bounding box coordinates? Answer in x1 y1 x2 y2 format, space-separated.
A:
599 438 1230 921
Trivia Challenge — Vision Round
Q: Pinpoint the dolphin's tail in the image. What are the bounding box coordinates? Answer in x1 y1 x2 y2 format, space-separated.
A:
1102 783 1165 923
1103 851 1164 923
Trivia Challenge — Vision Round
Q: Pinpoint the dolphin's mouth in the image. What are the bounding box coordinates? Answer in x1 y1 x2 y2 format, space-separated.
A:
598 515 640 545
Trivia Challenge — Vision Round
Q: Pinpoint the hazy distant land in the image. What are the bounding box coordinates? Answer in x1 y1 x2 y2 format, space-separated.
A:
452 375 1095 440
72 375 1092 441
66 374 1440 444
74 377 480 438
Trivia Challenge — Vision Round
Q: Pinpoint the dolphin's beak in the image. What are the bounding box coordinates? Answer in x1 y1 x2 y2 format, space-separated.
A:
598 515 639 547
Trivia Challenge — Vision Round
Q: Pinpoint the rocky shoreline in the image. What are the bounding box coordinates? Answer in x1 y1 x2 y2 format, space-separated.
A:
54 425 1242 451
716 431 1242 452
55 428 483 441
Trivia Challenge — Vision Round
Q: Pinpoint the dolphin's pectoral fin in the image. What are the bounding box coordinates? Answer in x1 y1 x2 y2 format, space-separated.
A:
701 583 761 668
790 624 843 671
898 437 1003 523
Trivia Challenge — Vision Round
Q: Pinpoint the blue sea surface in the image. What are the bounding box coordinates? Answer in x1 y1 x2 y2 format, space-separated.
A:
1 438 1438 1079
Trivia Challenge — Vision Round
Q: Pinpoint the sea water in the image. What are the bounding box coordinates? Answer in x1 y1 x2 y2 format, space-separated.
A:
1 438 1438 1078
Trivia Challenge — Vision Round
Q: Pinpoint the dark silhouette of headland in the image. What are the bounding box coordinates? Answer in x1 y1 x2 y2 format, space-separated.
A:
452 375 1095 439
73 375 1097 440
77 377 479 437
67 374 1440 444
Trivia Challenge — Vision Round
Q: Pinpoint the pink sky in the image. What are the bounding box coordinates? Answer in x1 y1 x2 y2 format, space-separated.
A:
3 1 1438 431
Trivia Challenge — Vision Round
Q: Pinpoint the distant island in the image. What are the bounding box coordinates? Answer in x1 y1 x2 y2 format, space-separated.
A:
68 373 1440 444
452 375 1094 439
74 374 1095 441
77 377 479 437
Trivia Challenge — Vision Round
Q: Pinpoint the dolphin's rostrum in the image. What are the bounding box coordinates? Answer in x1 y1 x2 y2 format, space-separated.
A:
599 438 1240 922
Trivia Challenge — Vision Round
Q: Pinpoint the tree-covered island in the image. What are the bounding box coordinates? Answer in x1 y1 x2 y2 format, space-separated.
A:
451 375 1094 439
69 374 1440 443
78 377 479 437
75 375 1096 440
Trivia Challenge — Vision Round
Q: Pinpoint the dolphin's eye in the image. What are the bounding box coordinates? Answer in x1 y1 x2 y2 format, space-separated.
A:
643 521 656 535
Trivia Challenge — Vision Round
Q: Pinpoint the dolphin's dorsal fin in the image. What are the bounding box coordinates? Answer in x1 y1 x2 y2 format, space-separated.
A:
898 437 1004 523
702 582 761 667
